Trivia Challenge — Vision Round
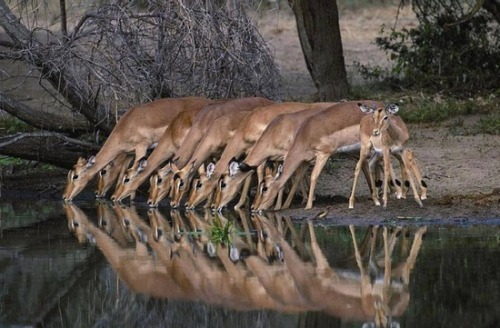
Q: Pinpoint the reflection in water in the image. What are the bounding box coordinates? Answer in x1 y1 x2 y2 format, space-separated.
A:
65 203 426 327
0 201 93 325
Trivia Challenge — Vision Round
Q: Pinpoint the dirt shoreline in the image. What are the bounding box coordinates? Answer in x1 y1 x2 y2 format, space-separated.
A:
1 146 499 225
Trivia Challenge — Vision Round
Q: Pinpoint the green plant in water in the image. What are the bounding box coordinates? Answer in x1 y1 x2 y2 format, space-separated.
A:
209 216 234 246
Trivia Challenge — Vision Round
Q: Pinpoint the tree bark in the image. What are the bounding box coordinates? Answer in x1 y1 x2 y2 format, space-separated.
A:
0 93 89 134
0 132 100 169
288 0 349 101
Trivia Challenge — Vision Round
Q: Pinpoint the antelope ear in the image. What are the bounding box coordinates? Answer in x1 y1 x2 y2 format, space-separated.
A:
137 158 148 172
275 163 283 179
163 162 173 174
264 160 274 175
85 156 96 169
386 104 399 114
197 163 206 175
170 162 179 173
228 161 240 177
206 162 216 179
188 160 197 174
358 103 372 113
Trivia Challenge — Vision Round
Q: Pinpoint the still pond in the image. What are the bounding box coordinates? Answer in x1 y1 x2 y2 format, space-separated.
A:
1 200 499 328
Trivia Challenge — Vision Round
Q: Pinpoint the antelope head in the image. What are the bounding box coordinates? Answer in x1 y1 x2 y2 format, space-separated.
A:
212 159 243 211
251 162 283 212
359 103 399 137
111 157 149 203
184 162 217 209
63 156 96 201
147 164 174 207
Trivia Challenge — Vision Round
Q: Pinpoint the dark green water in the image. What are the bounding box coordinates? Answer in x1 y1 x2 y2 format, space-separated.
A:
1 200 499 328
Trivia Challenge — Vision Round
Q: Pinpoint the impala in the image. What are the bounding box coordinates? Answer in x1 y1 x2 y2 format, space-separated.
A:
402 148 428 200
171 97 274 169
348 103 426 209
214 104 378 211
95 153 134 198
110 108 205 202
251 101 384 211
146 164 175 207
249 161 310 211
62 97 216 201
169 110 252 207
184 102 336 209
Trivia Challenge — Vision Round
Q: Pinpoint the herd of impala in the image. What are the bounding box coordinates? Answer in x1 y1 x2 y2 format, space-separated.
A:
62 96 428 211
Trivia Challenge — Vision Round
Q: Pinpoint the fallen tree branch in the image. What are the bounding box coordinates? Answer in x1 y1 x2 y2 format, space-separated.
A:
0 131 100 169
0 92 90 134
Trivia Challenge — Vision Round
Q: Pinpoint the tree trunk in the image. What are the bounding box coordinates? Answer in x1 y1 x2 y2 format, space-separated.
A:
0 132 100 169
484 0 500 25
0 93 89 135
288 0 349 101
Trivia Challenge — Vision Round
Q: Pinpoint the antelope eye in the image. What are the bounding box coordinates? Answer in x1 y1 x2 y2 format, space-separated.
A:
196 181 202 189
73 174 79 180
124 177 130 183
179 180 184 188
100 169 107 176
383 116 388 120
157 178 163 184
262 186 268 193
220 181 227 189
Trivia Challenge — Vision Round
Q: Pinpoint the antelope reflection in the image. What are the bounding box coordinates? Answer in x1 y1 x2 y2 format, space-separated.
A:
65 203 426 326
257 214 426 327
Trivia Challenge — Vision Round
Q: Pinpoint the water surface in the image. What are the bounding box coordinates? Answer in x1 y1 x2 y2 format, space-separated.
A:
1 200 499 327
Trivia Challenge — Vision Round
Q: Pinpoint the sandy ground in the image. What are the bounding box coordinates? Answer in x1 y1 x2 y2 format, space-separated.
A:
1 5 499 223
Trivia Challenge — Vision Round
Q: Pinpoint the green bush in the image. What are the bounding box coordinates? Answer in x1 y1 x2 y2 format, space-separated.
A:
359 3 500 96
475 113 500 135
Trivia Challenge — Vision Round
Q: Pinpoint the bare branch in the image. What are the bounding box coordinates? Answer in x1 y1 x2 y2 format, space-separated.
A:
59 0 68 37
0 0 283 166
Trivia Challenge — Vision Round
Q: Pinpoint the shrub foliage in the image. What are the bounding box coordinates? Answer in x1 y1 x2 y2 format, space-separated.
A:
363 1 500 95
